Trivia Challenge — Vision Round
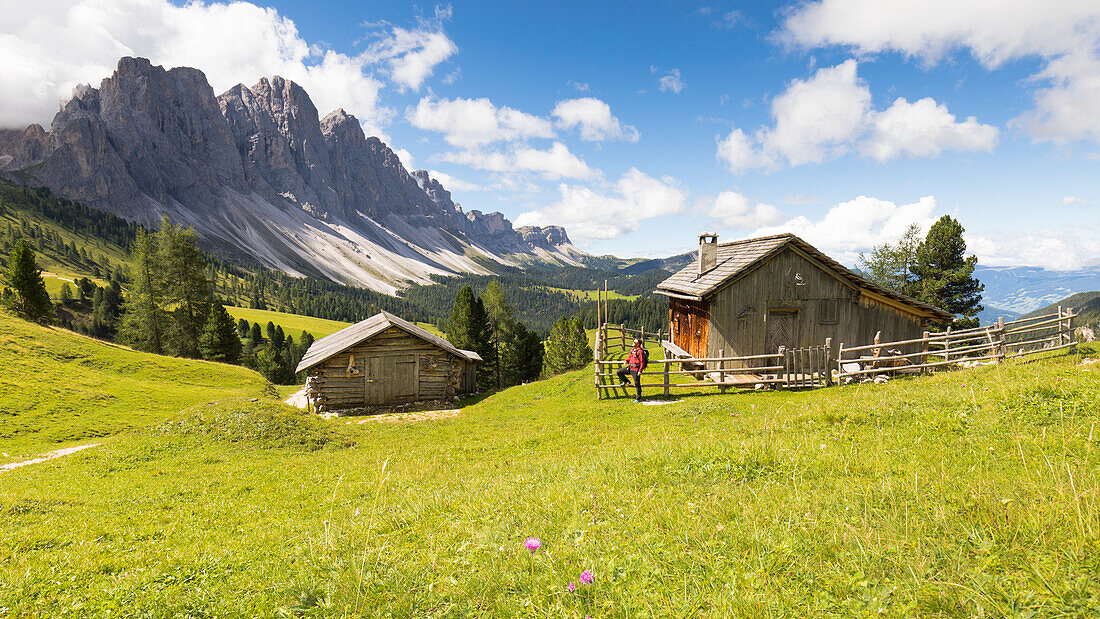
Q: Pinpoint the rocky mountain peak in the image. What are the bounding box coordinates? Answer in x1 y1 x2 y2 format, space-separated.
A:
0 55 584 290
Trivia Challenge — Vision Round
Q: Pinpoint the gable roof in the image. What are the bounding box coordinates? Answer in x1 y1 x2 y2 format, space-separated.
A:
295 310 481 374
655 233 953 320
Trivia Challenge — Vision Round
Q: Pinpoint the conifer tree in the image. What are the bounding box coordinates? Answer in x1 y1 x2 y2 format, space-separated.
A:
199 303 242 363
447 285 495 390
250 322 263 344
858 222 922 294
156 217 211 357
911 215 985 328
4 239 53 322
117 231 167 353
543 316 591 377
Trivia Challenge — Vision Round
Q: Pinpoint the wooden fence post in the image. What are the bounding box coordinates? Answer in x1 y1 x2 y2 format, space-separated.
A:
943 326 952 365
921 331 930 374
594 333 601 400
621 323 626 350
996 317 1006 363
836 342 844 381
718 348 726 394
663 344 670 397
824 338 833 386
778 346 787 389
1067 307 1075 348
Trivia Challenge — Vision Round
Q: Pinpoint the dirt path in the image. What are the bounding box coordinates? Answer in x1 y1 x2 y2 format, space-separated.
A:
0 443 100 473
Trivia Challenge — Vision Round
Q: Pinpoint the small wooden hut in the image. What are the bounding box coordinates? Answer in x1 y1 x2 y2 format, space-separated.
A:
295 311 481 411
655 233 953 359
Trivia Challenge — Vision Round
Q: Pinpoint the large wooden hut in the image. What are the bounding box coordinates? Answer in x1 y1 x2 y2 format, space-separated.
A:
295 311 481 411
655 233 953 359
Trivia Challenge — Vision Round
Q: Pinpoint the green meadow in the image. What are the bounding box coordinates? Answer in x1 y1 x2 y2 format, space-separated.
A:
223 305 444 341
1 310 1098 616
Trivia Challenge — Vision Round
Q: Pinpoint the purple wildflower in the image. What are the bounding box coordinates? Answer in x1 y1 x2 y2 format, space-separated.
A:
567 582 576 592
523 537 541 552
579 570 594 584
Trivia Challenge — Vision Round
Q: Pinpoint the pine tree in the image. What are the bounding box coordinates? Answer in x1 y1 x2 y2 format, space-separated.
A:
446 285 495 390
858 222 922 294
4 239 53 322
199 303 242 363
117 230 167 353
156 217 211 357
59 283 73 303
911 215 985 328
250 322 263 344
237 318 249 339
543 316 590 377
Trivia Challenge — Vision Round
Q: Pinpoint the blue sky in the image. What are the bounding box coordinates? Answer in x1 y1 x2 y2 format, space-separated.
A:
2 0 1098 269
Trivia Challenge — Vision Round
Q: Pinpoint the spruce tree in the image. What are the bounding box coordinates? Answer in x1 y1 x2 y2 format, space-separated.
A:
446 285 494 390
543 316 590 377
117 231 167 353
911 215 985 328
155 217 211 357
4 239 53 322
250 322 263 344
199 303 242 363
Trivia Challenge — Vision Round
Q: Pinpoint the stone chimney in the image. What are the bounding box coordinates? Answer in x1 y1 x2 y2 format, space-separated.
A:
698 232 718 275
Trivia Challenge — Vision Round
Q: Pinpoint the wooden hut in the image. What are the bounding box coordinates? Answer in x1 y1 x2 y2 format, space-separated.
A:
295 311 481 411
655 233 953 360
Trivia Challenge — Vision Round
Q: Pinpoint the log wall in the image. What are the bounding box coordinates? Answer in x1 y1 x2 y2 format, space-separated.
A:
671 246 928 365
307 327 470 411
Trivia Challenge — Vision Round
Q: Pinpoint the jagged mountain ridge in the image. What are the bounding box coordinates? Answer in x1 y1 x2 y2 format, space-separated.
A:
0 57 581 294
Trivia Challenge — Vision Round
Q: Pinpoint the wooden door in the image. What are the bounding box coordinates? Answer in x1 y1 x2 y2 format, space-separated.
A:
364 355 418 404
766 311 797 353
670 298 710 358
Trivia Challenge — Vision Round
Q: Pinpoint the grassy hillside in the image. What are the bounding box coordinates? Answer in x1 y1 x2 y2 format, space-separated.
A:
1 314 1098 615
224 305 444 340
0 311 272 463
1023 290 1100 328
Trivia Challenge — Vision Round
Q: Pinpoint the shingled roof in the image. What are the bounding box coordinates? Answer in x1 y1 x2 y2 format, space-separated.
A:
295 310 481 373
655 233 953 320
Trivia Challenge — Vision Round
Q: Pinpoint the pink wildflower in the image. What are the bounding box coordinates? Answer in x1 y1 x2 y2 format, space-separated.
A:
567 582 575 592
523 537 541 552
579 570 594 584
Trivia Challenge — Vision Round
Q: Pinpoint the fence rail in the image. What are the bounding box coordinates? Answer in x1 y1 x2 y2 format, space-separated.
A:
592 307 1079 399
834 307 1077 382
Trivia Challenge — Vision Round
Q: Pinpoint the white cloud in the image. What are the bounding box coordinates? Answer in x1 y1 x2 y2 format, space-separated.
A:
716 128 773 173
552 97 639 142
367 25 456 92
763 59 870 165
393 147 414 169
407 96 554 147
514 168 686 239
439 142 595 180
864 97 999 161
439 149 512 171
427 169 482 192
1063 195 1088 206
716 60 998 173
658 68 685 94
513 142 597 180
567 80 590 92
750 195 939 264
780 0 1100 146
704 191 786 228
967 230 1100 271
0 0 461 136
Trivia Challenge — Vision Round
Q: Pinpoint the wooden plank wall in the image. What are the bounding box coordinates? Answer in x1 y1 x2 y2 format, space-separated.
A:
308 327 468 410
700 247 926 363
669 297 710 358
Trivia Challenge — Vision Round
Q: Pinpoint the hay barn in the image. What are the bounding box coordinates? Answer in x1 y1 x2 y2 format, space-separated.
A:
295 311 481 411
655 233 953 359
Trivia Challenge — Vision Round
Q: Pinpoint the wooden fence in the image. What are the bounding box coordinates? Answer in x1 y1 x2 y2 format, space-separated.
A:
592 309 1078 399
593 321 830 399
835 307 1078 382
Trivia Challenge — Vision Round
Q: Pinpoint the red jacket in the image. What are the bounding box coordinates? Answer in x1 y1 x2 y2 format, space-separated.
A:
627 346 647 371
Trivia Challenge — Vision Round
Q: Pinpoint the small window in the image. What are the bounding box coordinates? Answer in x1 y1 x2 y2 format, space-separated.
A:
819 299 839 325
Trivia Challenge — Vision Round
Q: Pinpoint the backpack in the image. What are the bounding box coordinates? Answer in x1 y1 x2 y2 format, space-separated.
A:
638 347 650 371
